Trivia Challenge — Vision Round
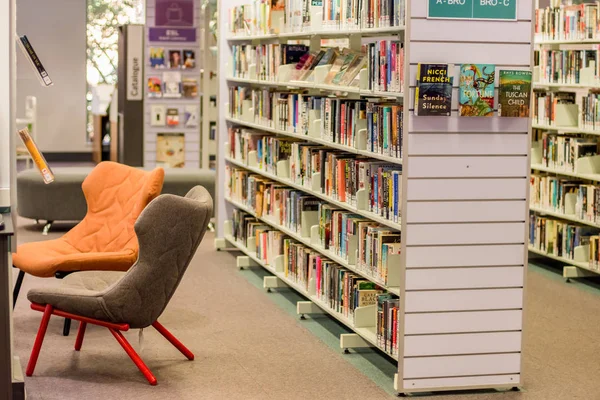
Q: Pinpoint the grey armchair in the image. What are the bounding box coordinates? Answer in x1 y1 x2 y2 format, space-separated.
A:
25 186 213 385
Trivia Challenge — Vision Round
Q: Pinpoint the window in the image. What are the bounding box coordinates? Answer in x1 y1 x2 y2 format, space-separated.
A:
86 0 144 141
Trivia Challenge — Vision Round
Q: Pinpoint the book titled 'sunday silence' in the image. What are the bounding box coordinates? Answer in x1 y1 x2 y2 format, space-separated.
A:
414 63 453 117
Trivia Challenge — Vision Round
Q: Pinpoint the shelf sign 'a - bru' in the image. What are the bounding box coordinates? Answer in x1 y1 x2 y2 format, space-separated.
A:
428 0 517 21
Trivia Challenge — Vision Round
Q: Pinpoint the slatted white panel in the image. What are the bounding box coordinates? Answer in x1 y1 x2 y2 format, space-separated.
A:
407 178 527 200
406 201 526 223
406 223 525 246
408 133 528 156
399 0 532 391
405 289 523 313
405 310 523 335
406 156 528 178
406 244 525 268
406 267 524 290
404 332 522 357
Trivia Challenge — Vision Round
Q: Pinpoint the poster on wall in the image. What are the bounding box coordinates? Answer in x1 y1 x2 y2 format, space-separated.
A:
155 0 194 27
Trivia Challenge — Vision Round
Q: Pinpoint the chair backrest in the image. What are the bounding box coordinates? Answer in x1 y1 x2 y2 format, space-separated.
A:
64 162 165 254
100 186 213 328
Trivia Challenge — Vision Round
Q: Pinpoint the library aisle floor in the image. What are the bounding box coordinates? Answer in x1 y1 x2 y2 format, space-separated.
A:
11 217 600 400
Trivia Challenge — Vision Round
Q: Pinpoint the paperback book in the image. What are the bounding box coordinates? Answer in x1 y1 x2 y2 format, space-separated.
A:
458 64 495 117
157 133 185 168
163 72 182 98
151 105 167 126
147 77 163 98
150 47 166 68
166 108 180 126
414 63 453 117
183 50 196 69
498 70 532 118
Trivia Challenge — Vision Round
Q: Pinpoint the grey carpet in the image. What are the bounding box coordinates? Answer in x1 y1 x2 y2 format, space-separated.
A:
11 217 600 399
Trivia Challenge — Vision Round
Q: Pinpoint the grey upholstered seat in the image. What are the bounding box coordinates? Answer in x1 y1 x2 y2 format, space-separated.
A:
27 186 213 329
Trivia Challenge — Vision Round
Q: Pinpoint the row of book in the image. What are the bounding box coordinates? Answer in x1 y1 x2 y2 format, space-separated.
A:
529 213 596 260
226 165 401 284
227 128 403 222
534 91 600 130
536 132 598 172
415 63 532 118
534 48 600 85
534 3 600 41
228 88 403 158
230 208 400 355
530 174 600 225
230 43 403 93
228 0 405 36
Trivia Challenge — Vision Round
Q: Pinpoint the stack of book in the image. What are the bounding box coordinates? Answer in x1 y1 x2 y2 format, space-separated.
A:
533 91 577 127
582 91 600 131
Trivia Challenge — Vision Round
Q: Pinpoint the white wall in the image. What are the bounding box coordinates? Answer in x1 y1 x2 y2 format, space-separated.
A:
0 0 16 207
16 0 88 153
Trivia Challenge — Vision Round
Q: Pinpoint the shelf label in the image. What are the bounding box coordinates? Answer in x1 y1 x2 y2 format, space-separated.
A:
428 0 517 21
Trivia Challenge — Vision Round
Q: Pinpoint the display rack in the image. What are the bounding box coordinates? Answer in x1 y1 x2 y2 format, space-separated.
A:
216 0 532 394
531 2 600 279
144 0 202 168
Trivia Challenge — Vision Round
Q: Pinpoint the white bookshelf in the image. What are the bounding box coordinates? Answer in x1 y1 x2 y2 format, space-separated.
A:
216 0 532 394
532 14 600 277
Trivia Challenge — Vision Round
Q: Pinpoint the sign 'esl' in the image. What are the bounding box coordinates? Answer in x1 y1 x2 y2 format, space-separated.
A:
428 0 517 21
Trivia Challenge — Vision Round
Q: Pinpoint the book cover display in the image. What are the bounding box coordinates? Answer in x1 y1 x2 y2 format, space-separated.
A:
498 70 532 118
414 63 453 117
145 0 201 168
459 64 496 117
157 133 185 168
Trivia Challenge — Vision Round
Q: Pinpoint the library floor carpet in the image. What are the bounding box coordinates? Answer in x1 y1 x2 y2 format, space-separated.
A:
11 217 600 400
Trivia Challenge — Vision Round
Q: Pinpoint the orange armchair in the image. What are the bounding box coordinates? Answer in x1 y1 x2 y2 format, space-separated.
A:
13 162 165 309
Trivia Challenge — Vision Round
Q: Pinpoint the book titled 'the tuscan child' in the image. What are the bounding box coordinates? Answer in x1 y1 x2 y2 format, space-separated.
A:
498 70 533 118
459 64 496 117
414 63 454 117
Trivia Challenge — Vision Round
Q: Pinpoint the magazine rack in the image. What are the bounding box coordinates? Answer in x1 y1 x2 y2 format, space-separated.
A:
215 0 534 394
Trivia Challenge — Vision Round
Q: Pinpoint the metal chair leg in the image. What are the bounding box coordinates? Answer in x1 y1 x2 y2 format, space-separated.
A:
152 321 194 360
63 318 72 336
42 221 53 236
74 321 87 351
13 269 25 310
109 328 157 385
26 304 53 376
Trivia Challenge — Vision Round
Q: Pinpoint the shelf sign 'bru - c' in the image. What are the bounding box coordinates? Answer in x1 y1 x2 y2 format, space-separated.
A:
428 0 517 21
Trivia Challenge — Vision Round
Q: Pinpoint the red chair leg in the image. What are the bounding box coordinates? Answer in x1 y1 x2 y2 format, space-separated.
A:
152 321 194 361
26 304 53 376
108 328 157 385
74 321 87 351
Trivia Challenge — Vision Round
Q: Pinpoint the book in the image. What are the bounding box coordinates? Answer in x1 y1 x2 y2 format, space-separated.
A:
18 127 54 184
459 64 495 117
183 50 196 69
150 47 166 68
169 50 183 69
166 108 179 126
17 35 53 86
184 105 199 127
163 72 182 98
156 133 185 168
414 63 453 117
151 105 167 126
147 76 163 98
182 78 198 98
498 70 532 118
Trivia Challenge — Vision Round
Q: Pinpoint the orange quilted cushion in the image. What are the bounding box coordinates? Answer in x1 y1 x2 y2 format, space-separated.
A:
13 162 164 277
